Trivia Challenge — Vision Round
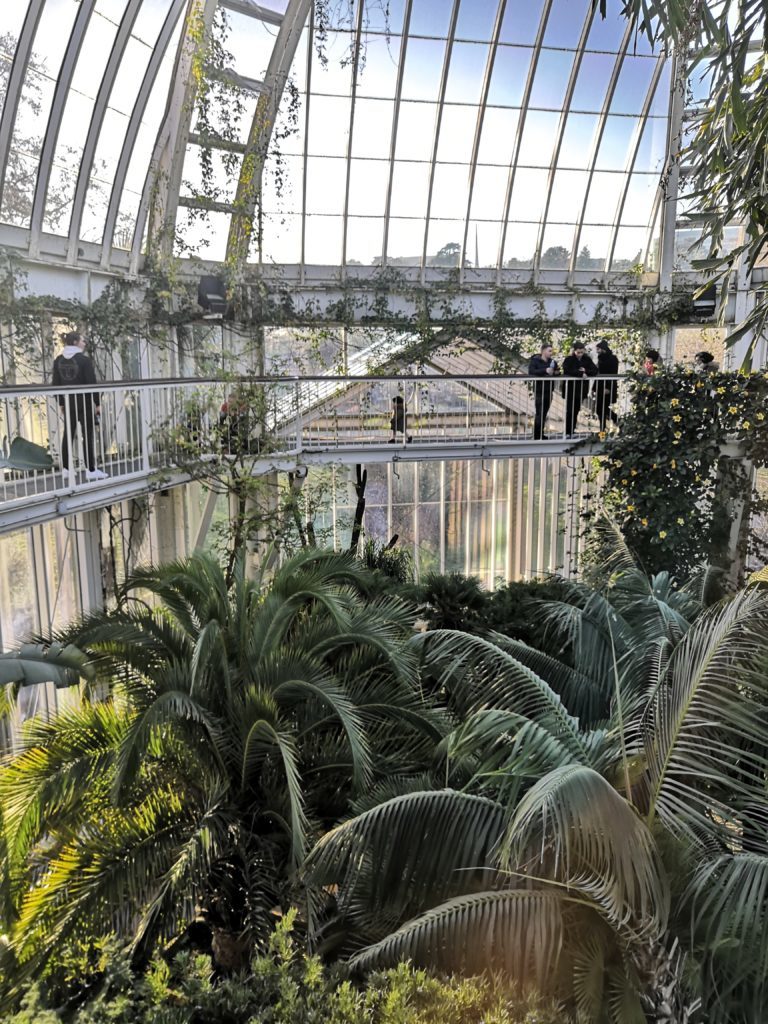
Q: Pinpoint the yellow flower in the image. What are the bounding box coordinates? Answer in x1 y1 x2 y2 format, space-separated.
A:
626 505 635 513
717 387 726 394
672 415 681 422
728 406 739 414
641 518 648 527
630 468 638 476
659 530 667 539
652 462 657 469
614 460 622 467
598 431 606 441
674 431 682 439
670 398 680 406
621 478 628 485
744 421 751 429
677 517 684 525
695 381 703 389
757 412 765 421
671 459 677 469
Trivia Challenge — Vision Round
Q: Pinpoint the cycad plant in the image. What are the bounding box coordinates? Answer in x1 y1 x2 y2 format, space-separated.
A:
0 549 441 985
305 567 768 1022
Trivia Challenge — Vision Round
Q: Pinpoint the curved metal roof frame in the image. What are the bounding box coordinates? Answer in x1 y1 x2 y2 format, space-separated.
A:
0 0 680 290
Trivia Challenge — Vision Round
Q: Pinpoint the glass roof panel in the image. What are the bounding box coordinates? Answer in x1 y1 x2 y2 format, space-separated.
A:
476 106 520 164
1 0 80 227
542 0 590 48
409 0 455 38
455 0 499 42
346 215 385 264
430 163 470 218
499 0 546 45
547 168 589 222
486 46 532 107
43 2 129 235
355 33 402 98
395 102 437 161
529 48 576 109
436 104 477 162
444 43 490 104
401 37 447 100
609 55 656 114
570 51 616 111
0 0 676 278
0 7 32 122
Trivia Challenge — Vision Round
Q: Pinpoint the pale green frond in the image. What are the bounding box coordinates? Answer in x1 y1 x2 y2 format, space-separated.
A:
686 852 768 1002
488 633 609 722
112 689 225 802
415 630 589 759
272 673 371 789
305 790 505 932
572 932 608 1022
503 764 669 933
439 709 581 799
644 587 768 840
347 889 565 984
0 642 91 690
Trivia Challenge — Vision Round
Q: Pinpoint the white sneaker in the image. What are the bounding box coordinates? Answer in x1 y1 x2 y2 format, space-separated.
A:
85 469 109 481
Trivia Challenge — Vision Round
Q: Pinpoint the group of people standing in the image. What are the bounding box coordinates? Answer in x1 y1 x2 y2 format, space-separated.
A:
528 340 619 440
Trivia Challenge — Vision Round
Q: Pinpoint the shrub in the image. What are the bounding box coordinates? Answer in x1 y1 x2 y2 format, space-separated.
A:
3 914 566 1024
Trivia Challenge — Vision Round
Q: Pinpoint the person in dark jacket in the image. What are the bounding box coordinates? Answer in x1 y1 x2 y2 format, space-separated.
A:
388 396 412 443
528 343 559 440
52 331 107 479
562 341 597 438
595 339 619 432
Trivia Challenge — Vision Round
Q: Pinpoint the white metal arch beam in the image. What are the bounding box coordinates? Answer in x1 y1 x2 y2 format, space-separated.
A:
66 0 144 263
605 54 666 272
100 0 187 269
459 0 507 279
0 0 46 206
532 4 597 278
28 0 97 259
380 0 414 267
496 0 555 274
566 20 636 278
419 0 462 276
226 0 312 271
131 0 219 273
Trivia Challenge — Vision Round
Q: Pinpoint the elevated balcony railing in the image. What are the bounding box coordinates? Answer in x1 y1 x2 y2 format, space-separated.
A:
0 374 629 510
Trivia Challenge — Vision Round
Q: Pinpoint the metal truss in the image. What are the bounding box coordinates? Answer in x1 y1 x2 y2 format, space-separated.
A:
0 0 683 290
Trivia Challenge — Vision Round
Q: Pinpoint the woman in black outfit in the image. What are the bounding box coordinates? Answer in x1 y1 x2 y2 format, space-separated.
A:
595 339 619 431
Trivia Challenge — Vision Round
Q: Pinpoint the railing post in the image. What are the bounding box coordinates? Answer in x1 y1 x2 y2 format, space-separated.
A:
294 379 303 454
139 386 152 473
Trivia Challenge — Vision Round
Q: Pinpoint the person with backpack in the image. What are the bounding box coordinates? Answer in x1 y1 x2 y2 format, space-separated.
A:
52 331 108 480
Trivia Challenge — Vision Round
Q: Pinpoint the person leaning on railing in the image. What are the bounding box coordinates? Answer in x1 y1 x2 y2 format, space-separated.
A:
51 331 108 481
528 343 559 440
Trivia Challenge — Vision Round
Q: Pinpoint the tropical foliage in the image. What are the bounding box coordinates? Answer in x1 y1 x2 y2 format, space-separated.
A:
3 546 768 1022
0 549 439 986
599 367 768 576
305 559 768 1022
4 913 565 1024
618 0 768 359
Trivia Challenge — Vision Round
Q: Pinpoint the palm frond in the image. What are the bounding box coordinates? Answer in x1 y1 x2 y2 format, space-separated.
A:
305 790 505 932
415 630 589 759
439 709 581 800
347 889 565 983
644 587 768 841
488 633 609 723
503 764 669 933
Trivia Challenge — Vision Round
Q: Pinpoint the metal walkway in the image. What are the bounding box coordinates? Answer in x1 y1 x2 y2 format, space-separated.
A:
0 374 622 534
